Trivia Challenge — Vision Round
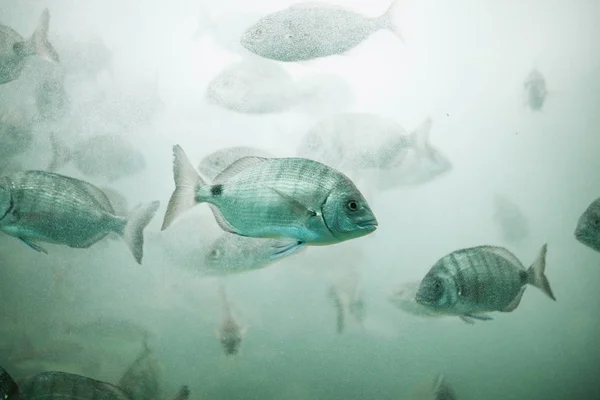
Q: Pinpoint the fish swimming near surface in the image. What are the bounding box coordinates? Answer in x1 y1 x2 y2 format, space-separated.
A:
215 285 246 356
198 146 275 181
162 145 377 260
574 197 600 254
240 0 403 62
0 170 159 264
524 68 547 111
0 8 60 84
415 244 556 321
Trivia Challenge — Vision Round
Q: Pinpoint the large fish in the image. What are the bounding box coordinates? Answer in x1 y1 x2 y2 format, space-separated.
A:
0 9 60 84
574 197 600 253
0 170 159 264
415 244 555 321
240 0 403 62
162 145 377 259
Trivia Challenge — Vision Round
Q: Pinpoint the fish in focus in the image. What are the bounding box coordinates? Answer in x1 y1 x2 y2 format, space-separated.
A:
0 170 159 264
198 146 275 181
415 244 555 321
48 133 147 182
118 338 161 400
162 145 377 259
240 0 403 62
0 107 33 161
524 68 547 111
492 193 529 245
215 285 246 356
0 8 60 84
574 197 600 253
297 113 452 189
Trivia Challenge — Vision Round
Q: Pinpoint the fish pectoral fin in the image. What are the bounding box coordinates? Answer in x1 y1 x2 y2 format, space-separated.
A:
19 238 48 254
269 240 305 260
502 287 526 312
461 313 493 321
266 187 318 218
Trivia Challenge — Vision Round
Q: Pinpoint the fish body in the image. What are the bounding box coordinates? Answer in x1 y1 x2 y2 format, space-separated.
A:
198 146 275 181
524 68 547 111
34 72 69 122
0 108 33 160
432 374 458 400
0 9 60 84
575 197 600 253
118 341 161 400
415 244 555 320
492 194 529 245
162 146 377 258
216 286 245 356
240 1 402 61
0 170 159 264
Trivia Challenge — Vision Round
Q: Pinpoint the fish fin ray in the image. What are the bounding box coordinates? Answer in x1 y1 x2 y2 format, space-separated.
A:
266 187 318 217
122 201 160 264
459 315 476 325
526 243 556 300
19 238 48 254
30 9 60 63
213 156 268 184
269 240 305 260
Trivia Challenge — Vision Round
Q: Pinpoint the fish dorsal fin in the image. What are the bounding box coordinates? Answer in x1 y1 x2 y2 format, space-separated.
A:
208 204 241 235
502 286 526 312
213 156 268 184
478 245 524 269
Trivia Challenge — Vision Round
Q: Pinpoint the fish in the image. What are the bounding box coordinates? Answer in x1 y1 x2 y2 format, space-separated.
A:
297 114 451 189
53 35 113 79
415 244 556 321
574 197 600 253
48 134 147 183
34 71 69 122
162 145 377 259
524 69 547 111
492 193 529 245
432 374 458 400
0 107 33 160
0 170 159 264
198 146 275 181
215 285 246 356
118 338 161 400
389 281 452 319
327 271 366 333
240 0 403 62
0 8 60 84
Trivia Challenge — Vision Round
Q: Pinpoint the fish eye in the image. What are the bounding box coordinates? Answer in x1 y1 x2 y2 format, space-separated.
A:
347 200 359 211
209 249 221 259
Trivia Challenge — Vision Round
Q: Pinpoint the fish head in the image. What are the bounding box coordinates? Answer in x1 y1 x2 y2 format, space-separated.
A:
575 198 600 252
322 180 378 241
415 267 456 310
240 15 305 60
0 366 19 400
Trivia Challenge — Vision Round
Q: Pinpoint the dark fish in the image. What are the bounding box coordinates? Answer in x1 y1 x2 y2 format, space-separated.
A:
524 69 547 111
415 244 555 321
0 170 159 264
0 9 59 84
575 197 600 253
215 285 245 356
118 339 161 400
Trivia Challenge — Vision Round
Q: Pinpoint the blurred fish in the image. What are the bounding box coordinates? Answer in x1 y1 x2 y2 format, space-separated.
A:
0 170 159 264
34 71 69 122
118 338 161 400
297 114 451 189
0 9 60 84
64 317 151 343
389 281 451 319
162 146 377 259
524 68 547 111
215 285 246 356
432 374 458 400
575 197 600 253
240 0 403 62
492 193 529 245
327 270 366 333
415 244 556 321
0 107 33 160
53 35 113 80
48 133 147 183
198 146 275 181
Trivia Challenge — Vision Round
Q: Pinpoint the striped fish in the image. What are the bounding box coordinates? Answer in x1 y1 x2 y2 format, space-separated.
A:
415 244 555 321
161 145 377 259
0 170 159 264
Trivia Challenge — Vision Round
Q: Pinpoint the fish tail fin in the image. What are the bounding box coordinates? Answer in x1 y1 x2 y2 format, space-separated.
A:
407 117 433 155
121 201 160 264
376 0 404 44
526 243 556 301
161 145 204 231
47 133 72 172
20 9 60 63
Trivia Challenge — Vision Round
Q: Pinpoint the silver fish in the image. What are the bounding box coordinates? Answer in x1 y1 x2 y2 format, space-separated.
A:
297 114 451 189
0 107 33 160
492 193 529 245
198 146 275 181
0 170 159 264
415 244 556 321
240 0 403 62
118 339 161 400
524 68 547 111
575 197 600 253
215 285 246 356
162 146 377 259
0 9 59 84
48 134 147 183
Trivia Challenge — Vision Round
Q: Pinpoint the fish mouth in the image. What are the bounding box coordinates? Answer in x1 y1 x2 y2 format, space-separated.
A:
357 217 378 230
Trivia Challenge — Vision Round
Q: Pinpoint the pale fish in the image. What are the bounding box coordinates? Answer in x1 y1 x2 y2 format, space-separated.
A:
524 68 547 111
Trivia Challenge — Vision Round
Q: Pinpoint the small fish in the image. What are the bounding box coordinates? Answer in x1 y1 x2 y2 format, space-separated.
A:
574 197 600 253
162 145 377 259
0 8 60 84
0 107 33 160
118 338 161 400
524 69 547 111
215 285 246 356
240 0 403 62
432 374 458 400
492 193 529 245
0 170 159 263
48 134 147 183
198 146 275 181
415 244 556 321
